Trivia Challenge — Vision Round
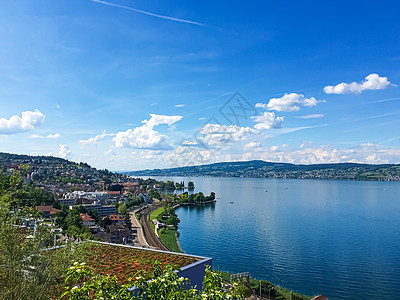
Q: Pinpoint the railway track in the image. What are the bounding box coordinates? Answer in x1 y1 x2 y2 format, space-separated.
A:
139 203 170 251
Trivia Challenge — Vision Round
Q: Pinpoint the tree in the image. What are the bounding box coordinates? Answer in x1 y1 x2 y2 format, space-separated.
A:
65 208 83 229
88 208 101 224
194 192 205 203
206 192 215 201
0 200 74 300
188 181 195 190
166 214 180 228
165 181 175 190
118 204 127 215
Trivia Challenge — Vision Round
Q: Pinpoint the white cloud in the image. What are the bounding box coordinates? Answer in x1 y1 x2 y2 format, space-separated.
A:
258 143 394 164
182 140 198 146
255 103 268 109
79 130 114 145
57 144 72 159
324 73 393 94
168 145 212 167
258 93 324 112
244 141 261 151
198 124 258 146
0 109 45 135
297 114 325 119
175 104 186 108
302 97 320 107
30 134 43 139
114 114 182 149
104 148 115 156
47 133 60 139
140 150 164 160
365 154 388 164
241 152 253 161
251 112 284 130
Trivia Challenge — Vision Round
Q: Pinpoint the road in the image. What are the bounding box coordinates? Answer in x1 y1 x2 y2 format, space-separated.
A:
129 208 149 248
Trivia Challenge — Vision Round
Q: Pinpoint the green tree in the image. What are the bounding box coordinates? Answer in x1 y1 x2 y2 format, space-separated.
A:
118 204 127 215
166 214 180 228
61 261 244 300
194 192 205 203
188 181 195 190
0 200 74 300
65 208 83 229
165 180 175 190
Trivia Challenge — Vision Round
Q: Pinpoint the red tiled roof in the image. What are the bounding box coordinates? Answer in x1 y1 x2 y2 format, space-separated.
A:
109 214 125 221
34 205 61 215
80 213 95 222
123 182 138 186
105 191 121 195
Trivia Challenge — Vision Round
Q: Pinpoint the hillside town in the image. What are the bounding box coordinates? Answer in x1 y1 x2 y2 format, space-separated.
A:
0 152 161 245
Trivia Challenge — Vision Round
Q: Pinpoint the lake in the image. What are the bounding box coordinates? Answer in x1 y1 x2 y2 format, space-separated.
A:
149 176 400 300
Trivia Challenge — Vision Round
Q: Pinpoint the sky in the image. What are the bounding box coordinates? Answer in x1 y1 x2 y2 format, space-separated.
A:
1 0 400 171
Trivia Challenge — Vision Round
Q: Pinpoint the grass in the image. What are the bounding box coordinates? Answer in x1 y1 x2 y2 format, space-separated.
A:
149 207 164 231
158 227 182 253
148 205 181 253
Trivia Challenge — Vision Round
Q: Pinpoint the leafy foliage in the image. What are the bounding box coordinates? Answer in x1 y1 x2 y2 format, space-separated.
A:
0 201 74 300
61 260 245 300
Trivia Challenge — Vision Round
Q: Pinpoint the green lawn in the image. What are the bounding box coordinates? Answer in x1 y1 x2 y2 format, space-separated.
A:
158 227 181 253
149 207 164 231
148 206 181 253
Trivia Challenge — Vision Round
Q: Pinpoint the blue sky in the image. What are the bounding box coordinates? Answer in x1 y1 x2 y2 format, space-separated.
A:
1 0 400 171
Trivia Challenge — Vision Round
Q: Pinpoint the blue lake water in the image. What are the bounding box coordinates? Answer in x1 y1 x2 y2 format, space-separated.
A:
149 176 400 300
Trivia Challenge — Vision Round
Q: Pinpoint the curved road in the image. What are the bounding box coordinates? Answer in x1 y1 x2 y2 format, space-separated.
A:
129 208 149 248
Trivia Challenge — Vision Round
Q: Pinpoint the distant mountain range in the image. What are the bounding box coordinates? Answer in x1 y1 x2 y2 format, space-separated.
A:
125 160 400 181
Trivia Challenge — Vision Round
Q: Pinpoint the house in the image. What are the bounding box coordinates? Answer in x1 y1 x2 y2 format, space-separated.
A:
58 198 76 207
80 213 95 227
138 192 152 204
71 202 116 217
93 224 131 244
34 205 61 218
105 191 121 196
109 214 126 225
109 224 131 244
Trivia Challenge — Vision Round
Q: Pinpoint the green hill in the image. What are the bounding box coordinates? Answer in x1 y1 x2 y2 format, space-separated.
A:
126 160 400 181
